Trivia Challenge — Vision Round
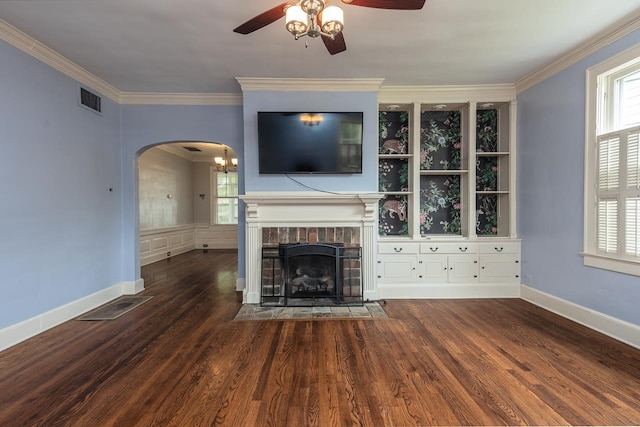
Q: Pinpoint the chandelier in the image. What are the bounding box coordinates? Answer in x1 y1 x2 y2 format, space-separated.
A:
214 148 238 173
285 0 344 40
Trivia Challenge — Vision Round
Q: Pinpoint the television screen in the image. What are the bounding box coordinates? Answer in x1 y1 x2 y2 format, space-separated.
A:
257 112 363 174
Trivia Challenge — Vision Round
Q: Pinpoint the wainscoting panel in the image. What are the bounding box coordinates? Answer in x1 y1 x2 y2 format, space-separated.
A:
140 225 196 266
194 224 238 250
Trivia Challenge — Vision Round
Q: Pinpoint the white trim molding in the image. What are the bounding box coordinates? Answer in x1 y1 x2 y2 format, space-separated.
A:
378 84 516 104
0 279 144 352
120 92 242 105
0 18 121 102
236 77 385 92
521 285 640 350
582 252 640 277
516 9 640 94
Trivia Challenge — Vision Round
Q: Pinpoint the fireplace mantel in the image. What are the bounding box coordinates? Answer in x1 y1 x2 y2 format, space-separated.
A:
239 192 382 304
240 192 381 222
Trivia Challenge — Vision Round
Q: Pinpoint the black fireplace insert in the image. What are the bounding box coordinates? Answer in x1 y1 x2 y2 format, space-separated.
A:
261 243 362 306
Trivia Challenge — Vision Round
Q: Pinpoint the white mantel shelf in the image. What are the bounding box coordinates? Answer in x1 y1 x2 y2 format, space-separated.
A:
240 191 382 205
239 191 383 304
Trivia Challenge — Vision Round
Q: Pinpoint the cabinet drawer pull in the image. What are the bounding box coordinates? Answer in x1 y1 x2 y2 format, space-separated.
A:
430 247 439 252
494 247 504 252
459 247 468 252
394 247 403 253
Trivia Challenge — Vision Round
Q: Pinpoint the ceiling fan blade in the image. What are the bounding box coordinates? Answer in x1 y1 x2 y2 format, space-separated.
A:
233 2 295 35
341 0 426 10
322 32 347 55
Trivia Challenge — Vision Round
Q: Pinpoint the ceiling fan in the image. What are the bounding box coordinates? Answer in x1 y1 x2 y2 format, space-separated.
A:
233 0 426 55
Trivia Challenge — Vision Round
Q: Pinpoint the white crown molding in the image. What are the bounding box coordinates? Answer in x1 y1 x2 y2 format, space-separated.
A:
0 18 121 103
236 77 385 92
516 9 640 94
378 84 516 104
120 92 242 105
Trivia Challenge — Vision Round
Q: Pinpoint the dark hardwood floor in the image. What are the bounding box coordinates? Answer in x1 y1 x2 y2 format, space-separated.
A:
0 249 639 426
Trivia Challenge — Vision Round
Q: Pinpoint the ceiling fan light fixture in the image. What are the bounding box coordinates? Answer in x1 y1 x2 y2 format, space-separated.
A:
321 6 344 37
300 0 325 15
286 5 308 37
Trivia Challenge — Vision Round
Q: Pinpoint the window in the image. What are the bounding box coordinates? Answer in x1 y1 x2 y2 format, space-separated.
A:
584 44 640 276
339 120 362 172
212 170 238 225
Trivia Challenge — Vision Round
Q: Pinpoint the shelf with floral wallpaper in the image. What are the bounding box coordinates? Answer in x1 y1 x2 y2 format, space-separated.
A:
378 107 412 236
378 100 515 240
418 107 468 237
475 105 512 237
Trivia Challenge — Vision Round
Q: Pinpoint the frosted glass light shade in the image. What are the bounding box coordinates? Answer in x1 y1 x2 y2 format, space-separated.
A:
285 5 308 37
321 6 344 36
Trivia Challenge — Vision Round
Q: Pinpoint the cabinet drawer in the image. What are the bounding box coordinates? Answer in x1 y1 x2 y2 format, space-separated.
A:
379 243 418 254
420 242 477 254
478 242 520 254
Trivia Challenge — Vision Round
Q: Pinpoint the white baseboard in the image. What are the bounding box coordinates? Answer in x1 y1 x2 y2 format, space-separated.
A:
378 283 521 299
521 285 640 350
0 280 144 352
140 242 194 266
244 289 260 304
236 278 245 292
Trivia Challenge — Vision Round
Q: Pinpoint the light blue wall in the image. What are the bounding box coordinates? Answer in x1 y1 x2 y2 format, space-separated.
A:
0 41 123 329
119 104 244 278
242 91 379 192
518 30 640 326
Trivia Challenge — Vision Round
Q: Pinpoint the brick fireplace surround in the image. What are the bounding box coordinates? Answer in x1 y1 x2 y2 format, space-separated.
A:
239 192 382 304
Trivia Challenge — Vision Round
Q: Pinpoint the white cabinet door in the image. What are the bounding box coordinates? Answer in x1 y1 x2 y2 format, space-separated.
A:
447 255 479 283
479 254 519 283
378 255 420 283
419 256 448 282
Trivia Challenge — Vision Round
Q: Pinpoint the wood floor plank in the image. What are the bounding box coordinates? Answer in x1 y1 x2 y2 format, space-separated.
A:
0 249 639 426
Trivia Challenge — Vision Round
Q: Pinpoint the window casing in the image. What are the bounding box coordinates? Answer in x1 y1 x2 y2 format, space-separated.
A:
211 170 238 225
584 44 640 276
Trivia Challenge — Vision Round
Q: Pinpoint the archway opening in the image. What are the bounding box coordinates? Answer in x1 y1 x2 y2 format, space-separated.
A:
137 141 239 270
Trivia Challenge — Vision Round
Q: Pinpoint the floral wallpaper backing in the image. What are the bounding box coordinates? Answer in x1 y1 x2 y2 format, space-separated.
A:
476 109 498 152
420 175 461 235
379 111 409 155
379 159 409 192
476 109 499 235
420 111 461 170
379 111 410 235
379 195 409 236
476 195 498 235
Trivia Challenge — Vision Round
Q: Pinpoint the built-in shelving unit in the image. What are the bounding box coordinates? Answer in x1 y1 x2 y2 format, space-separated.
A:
376 91 520 299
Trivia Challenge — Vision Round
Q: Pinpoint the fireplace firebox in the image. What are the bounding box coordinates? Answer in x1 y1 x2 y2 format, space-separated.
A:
261 243 362 306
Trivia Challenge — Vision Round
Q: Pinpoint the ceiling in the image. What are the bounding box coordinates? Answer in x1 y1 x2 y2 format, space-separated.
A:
2 1 640 95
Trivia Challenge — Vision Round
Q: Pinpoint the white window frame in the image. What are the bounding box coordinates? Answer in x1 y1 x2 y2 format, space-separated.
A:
584 43 640 277
210 168 238 226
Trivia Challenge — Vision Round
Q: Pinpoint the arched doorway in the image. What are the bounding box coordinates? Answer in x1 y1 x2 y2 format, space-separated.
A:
137 141 239 269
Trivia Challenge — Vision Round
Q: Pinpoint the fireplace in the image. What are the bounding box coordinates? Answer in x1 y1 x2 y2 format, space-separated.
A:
262 242 362 306
239 192 382 305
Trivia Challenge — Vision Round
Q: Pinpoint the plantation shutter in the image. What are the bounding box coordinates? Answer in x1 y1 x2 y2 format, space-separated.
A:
628 129 640 189
626 198 640 256
598 135 620 191
598 200 618 253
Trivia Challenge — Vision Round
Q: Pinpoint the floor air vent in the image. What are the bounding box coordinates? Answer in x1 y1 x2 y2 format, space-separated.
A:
80 87 101 113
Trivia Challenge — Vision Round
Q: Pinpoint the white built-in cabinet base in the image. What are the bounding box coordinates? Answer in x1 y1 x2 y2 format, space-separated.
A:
377 239 521 299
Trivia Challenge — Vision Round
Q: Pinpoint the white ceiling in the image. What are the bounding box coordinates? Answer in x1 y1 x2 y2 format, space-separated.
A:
2 0 640 94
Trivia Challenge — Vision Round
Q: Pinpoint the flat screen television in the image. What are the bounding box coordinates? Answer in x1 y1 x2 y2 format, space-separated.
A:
257 111 363 174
